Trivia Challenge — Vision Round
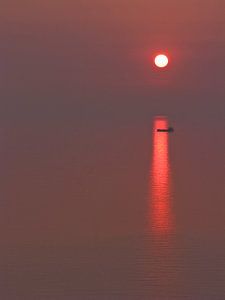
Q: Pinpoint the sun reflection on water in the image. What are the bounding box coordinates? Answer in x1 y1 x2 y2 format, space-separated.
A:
150 116 174 236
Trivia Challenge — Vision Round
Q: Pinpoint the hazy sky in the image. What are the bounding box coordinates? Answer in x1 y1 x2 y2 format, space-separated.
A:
0 0 225 123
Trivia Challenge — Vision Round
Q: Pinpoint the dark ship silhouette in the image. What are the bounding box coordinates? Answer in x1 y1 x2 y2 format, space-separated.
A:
157 127 174 133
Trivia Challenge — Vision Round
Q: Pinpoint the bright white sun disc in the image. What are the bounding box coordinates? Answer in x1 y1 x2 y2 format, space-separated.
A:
154 54 169 68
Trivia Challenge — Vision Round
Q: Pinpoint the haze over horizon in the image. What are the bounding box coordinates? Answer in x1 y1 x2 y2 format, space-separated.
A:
0 0 224 125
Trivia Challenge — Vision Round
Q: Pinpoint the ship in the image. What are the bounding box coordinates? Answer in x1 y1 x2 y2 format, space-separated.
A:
157 127 174 133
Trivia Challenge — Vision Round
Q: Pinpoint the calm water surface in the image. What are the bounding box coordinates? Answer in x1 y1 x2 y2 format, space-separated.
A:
1 115 225 299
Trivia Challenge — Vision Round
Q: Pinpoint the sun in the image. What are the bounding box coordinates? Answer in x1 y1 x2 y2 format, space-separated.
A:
154 54 169 68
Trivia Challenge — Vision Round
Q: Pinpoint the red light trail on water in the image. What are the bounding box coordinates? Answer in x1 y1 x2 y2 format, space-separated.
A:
150 117 174 235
